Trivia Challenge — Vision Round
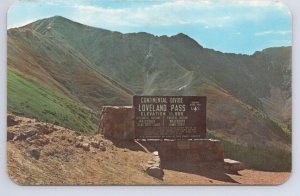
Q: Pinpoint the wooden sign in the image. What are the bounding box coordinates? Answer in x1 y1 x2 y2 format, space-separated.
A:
133 96 206 139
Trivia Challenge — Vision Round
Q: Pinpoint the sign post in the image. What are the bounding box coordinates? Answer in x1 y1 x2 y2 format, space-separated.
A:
133 96 206 139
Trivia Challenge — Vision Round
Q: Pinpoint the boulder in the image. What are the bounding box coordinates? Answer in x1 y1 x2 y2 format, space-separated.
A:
13 129 38 141
90 140 100 149
146 166 164 180
99 144 106 152
224 159 245 172
35 137 50 146
24 129 38 137
51 137 60 142
75 141 91 151
7 132 15 141
145 151 163 179
29 149 41 160
77 142 90 151
99 106 134 140
76 136 84 142
36 123 53 134
7 114 20 126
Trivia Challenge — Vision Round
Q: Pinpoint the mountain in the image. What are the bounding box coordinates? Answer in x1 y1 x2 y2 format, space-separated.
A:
7 16 291 170
23 16 291 124
8 16 133 131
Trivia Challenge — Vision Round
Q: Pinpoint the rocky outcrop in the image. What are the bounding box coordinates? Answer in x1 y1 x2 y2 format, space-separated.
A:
75 136 107 152
12 129 38 141
99 106 134 140
7 114 20 127
7 114 279 185
145 151 164 180
7 116 56 142
7 114 108 153
29 148 41 160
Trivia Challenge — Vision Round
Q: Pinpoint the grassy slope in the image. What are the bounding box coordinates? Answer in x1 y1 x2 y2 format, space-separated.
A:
201 85 291 171
8 68 99 133
7 67 291 171
209 133 291 171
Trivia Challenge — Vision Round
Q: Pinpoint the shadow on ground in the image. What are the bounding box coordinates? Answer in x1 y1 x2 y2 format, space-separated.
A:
161 160 240 184
109 138 239 184
109 139 149 152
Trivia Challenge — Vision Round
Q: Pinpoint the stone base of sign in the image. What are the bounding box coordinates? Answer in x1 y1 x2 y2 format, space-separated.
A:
139 139 224 163
98 106 134 140
99 106 243 174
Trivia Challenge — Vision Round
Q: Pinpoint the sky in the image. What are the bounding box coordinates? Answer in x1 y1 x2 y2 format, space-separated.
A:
7 0 292 54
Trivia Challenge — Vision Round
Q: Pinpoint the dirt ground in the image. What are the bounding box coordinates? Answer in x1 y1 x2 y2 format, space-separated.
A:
7 114 290 185
163 168 290 185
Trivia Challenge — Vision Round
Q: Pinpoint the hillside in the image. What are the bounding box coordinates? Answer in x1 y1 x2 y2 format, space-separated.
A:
7 114 290 185
19 16 291 125
7 16 291 171
8 18 133 132
7 68 98 132
23 17 291 124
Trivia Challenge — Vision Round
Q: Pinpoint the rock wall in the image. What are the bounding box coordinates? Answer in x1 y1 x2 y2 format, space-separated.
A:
98 106 224 164
99 106 134 140
141 139 224 163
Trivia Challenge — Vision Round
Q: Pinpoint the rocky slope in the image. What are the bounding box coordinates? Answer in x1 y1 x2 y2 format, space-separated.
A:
24 16 291 124
7 114 289 185
8 16 291 125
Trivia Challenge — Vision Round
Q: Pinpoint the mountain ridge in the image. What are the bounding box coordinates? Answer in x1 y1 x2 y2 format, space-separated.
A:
12 16 289 56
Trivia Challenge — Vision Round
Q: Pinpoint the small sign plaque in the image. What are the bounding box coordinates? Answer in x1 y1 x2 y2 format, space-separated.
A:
133 96 206 139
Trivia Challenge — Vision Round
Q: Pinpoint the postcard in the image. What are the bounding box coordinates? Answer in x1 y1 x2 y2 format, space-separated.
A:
7 0 292 185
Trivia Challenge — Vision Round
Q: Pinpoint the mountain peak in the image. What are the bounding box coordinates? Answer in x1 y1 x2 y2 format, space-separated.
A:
171 33 203 48
174 33 189 38
39 15 74 25
24 15 113 35
50 15 66 20
24 15 98 35
45 15 73 23
23 15 73 30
